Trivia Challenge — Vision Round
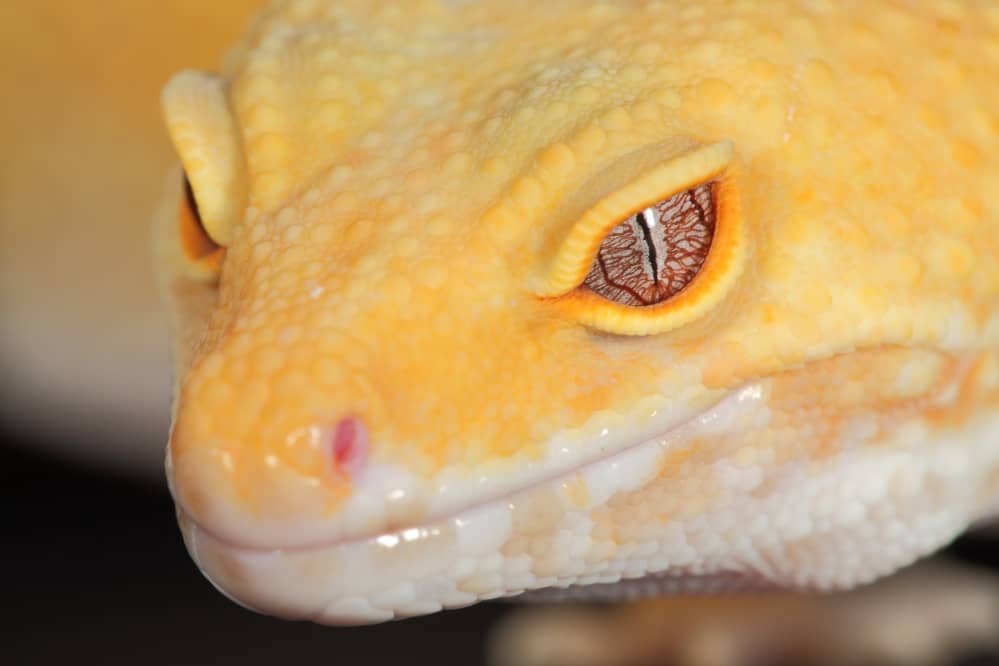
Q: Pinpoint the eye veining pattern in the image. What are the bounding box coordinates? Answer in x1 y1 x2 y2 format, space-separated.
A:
584 182 716 307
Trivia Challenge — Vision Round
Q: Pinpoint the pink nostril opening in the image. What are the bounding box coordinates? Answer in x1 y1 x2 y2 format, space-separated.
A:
331 416 369 476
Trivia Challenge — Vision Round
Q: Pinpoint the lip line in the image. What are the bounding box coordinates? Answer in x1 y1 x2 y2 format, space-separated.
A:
181 388 742 554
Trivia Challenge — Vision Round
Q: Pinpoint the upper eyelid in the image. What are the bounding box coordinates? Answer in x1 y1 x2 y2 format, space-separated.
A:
547 169 746 336
162 70 247 248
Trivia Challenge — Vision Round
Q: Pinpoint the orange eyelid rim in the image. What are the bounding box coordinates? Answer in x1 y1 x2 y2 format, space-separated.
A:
541 141 747 336
178 187 225 280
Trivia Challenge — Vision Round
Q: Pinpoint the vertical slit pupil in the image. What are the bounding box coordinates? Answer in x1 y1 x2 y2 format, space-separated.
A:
582 182 716 307
636 208 659 281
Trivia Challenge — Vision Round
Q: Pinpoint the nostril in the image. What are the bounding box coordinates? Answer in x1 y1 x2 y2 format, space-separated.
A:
330 415 369 477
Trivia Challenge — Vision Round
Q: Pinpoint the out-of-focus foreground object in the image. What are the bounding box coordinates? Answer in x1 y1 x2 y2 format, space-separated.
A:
490 561 999 666
0 0 259 476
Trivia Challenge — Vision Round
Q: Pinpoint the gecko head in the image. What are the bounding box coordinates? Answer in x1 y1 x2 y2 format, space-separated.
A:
157 4 999 623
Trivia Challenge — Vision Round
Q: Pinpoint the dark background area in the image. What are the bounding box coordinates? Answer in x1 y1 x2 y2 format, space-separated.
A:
4 424 999 666
2 428 512 666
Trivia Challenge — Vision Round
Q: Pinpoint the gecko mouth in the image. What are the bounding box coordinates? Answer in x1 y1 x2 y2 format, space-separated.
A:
176 344 972 556
178 384 753 555
176 385 770 622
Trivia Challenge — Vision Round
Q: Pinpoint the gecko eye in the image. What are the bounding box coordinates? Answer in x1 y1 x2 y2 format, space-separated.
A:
162 70 247 249
177 175 225 276
583 182 715 307
538 140 746 336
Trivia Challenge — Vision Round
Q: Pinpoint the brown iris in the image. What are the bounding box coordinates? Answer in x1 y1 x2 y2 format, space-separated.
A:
583 182 715 306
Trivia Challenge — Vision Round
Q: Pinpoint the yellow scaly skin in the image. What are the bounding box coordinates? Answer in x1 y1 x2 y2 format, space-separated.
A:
157 0 999 623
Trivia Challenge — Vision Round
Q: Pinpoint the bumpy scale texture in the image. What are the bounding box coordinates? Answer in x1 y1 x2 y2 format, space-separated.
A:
157 0 999 623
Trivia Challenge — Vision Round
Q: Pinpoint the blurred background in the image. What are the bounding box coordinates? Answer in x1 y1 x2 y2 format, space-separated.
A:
0 2 506 664
1 2 997 665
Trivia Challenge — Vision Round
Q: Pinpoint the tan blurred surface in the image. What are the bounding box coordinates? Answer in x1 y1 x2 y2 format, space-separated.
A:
0 1 260 475
490 562 999 666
